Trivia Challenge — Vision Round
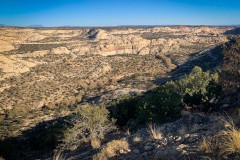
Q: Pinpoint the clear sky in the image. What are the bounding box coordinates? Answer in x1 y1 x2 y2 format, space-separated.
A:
0 0 240 27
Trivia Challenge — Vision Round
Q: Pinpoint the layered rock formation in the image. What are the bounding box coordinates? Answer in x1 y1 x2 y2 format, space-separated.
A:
0 26 231 81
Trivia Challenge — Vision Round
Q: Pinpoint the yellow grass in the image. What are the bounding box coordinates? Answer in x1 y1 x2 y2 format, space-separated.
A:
218 124 240 156
126 128 131 136
53 149 66 160
200 137 212 153
91 136 101 149
200 118 240 158
148 123 163 140
133 136 142 143
93 140 129 160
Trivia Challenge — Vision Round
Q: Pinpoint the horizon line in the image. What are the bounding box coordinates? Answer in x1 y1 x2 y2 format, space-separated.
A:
1 24 239 28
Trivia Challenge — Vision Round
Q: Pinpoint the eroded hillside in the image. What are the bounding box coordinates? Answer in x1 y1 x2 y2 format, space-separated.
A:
0 26 233 138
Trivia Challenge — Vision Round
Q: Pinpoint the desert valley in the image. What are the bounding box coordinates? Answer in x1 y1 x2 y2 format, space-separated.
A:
0 25 240 160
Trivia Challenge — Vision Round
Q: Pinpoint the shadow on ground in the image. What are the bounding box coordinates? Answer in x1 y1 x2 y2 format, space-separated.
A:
156 43 224 84
0 116 71 160
224 27 240 35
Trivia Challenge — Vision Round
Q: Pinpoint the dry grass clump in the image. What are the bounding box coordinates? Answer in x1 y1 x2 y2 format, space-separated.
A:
218 124 240 156
126 128 131 136
91 136 101 149
53 149 66 160
133 136 142 143
200 118 240 158
200 137 213 153
148 123 163 140
93 140 129 160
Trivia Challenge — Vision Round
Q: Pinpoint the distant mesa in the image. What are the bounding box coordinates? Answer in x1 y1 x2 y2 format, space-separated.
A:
87 29 109 39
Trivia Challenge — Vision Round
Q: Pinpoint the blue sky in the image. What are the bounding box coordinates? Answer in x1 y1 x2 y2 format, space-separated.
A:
0 0 240 26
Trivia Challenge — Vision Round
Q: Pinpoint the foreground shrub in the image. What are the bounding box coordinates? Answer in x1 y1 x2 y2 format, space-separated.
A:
137 85 182 122
61 104 116 150
109 66 222 125
109 94 140 126
166 66 222 107
93 140 129 160
29 121 67 150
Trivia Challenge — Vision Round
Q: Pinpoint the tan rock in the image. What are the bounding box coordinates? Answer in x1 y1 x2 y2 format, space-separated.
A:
0 40 14 52
51 47 71 54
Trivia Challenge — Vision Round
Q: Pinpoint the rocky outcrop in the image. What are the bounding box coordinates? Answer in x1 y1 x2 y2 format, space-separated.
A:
0 54 37 81
50 47 71 55
93 36 151 56
85 27 229 56
0 26 231 57
0 40 14 52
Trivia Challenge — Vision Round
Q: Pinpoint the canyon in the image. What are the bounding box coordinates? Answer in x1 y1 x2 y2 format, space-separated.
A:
0 26 239 160
0 26 231 109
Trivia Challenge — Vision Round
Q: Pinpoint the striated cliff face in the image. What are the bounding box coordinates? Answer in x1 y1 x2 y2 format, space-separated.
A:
0 26 230 56
87 27 229 57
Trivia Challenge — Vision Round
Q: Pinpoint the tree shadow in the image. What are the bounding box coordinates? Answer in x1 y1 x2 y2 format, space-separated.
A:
156 43 224 84
224 27 240 35
0 115 72 160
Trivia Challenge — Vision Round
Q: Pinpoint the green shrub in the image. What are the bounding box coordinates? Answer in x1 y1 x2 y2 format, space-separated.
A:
29 121 67 150
206 80 222 101
61 104 116 150
166 66 222 106
137 85 182 122
109 94 140 126
109 66 222 125
6 106 30 119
